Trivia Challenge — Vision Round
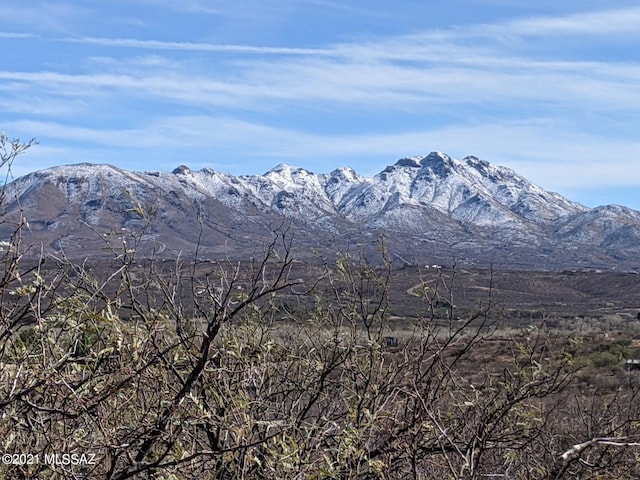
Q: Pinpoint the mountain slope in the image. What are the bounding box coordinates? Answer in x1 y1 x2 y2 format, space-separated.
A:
2 153 638 270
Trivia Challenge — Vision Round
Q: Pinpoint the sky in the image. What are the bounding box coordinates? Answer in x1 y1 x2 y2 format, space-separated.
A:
1 1 640 209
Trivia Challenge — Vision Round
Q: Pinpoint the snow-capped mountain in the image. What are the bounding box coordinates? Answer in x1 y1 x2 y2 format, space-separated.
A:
2 153 639 270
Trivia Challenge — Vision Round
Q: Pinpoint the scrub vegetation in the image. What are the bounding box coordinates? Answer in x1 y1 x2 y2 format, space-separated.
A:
2 136 640 479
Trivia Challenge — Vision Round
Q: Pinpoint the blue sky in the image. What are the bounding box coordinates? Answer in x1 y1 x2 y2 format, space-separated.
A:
1 1 640 208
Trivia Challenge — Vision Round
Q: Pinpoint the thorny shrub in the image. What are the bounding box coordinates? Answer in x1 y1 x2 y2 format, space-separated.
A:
1 136 640 479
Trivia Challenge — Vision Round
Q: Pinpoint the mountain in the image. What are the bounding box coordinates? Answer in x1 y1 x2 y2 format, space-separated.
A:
2 152 640 270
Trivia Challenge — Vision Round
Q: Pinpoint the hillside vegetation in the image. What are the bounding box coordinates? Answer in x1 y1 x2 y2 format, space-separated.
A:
2 136 640 479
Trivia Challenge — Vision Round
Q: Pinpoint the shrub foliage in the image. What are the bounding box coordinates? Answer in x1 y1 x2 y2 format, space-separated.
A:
1 136 640 479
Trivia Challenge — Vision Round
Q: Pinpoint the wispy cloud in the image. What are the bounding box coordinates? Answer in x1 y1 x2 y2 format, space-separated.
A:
3 3 640 206
0 3 89 34
504 7 640 36
9 115 640 192
61 36 335 56
0 32 34 39
134 0 244 16
3 43 640 114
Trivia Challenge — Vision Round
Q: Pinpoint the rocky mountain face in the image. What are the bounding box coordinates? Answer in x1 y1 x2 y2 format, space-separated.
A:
2 152 640 270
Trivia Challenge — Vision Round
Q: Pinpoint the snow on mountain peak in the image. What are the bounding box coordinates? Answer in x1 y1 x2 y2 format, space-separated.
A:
420 151 454 166
464 155 489 170
264 163 290 175
266 163 311 175
6 151 639 269
394 157 422 168
9 152 591 237
329 166 359 179
172 165 191 175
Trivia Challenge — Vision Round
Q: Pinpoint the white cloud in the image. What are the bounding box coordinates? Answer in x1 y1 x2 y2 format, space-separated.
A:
0 3 89 34
504 7 640 36
0 4 625 119
3 3 640 208
3 45 640 117
61 36 335 56
0 32 34 39
5 144 94 179
9 116 640 193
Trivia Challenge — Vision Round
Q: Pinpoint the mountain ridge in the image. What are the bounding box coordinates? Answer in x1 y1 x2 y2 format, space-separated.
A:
2 152 639 270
